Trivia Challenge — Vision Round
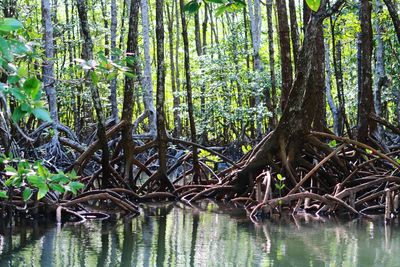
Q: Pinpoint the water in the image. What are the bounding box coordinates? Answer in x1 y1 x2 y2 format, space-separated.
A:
0 201 400 266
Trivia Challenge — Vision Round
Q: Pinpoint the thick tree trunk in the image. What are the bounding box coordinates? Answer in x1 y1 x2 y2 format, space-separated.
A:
357 0 376 142
121 0 139 180
236 0 344 192
304 4 326 130
156 0 175 191
179 0 201 183
276 0 293 111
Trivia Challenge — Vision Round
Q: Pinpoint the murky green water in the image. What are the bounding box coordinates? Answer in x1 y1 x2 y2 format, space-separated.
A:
0 202 400 266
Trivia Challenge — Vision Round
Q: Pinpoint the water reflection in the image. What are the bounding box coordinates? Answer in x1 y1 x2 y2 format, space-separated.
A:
1 202 400 266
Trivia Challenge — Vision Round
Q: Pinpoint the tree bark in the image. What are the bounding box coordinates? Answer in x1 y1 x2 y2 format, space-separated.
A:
289 0 300 69
236 0 345 191
304 4 326 130
173 0 182 137
357 0 376 142
324 39 339 135
41 0 58 124
179 0 201 183
76 0 110 187
383 0 400 43
121 0 139 180
266 0 277 128
247 0 263 137
110 0 119 124
374 0 386 132
138 0 157 137
276 0 293 111
156 0 175 190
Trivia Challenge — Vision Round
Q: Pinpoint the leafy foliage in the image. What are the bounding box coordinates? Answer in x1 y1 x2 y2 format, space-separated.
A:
0 18 51 123
0 155 83 201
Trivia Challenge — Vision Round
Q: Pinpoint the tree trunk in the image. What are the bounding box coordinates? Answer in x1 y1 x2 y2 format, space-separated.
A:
289 0 300 69
276 0 293 111
246 0 263 137
121 0 139 180
324 39 339 135
110 0 119 124
179 0 201 184
138 0 157 137
155 0 174 191
374 0 386 138
266 0 277 128
304 4 326 130
357 0 376 142
41 0 58 124
76 0 110 187
236 0 345 192
383 0 400 43
173 0 182 137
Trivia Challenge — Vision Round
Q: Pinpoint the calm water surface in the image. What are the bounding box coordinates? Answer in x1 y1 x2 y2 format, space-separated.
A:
0 202 399 266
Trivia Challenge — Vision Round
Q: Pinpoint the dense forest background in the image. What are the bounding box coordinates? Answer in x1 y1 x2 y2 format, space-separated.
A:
1 0 400 220
2 0 399 146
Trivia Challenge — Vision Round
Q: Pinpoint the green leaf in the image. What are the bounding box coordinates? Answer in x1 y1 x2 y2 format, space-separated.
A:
50 173 69 183
27 175 45 187
17 66 28 77
277 173 283 181
23 77 41 97
328 140 337 148
90 71 99 85
10 88 26 101
68 181 84 195
12 106 27 122
32 107 52 122
37 183 49 200
215 5 227 16
365 148 373 155
184 0 201 13
0 190 8 199
305 0 321 12
49 183 65 193
0 18 23 33
22 187 33 201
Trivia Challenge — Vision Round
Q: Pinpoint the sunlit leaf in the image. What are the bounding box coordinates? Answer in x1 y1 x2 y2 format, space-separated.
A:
0 191 8 199
0 18 23 33
32 107 52 122
306 0 321 12
37 183 49 200
22 187 33 201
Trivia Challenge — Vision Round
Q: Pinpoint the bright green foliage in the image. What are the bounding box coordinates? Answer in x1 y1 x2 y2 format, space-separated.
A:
184 0 245 15
275 173 285 191
1 155 83 201
328 140 337 148
0 18 51 123
306 0 321 12
0 18 22 33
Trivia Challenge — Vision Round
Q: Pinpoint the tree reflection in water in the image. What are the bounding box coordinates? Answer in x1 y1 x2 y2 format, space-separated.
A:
1 202 400 266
